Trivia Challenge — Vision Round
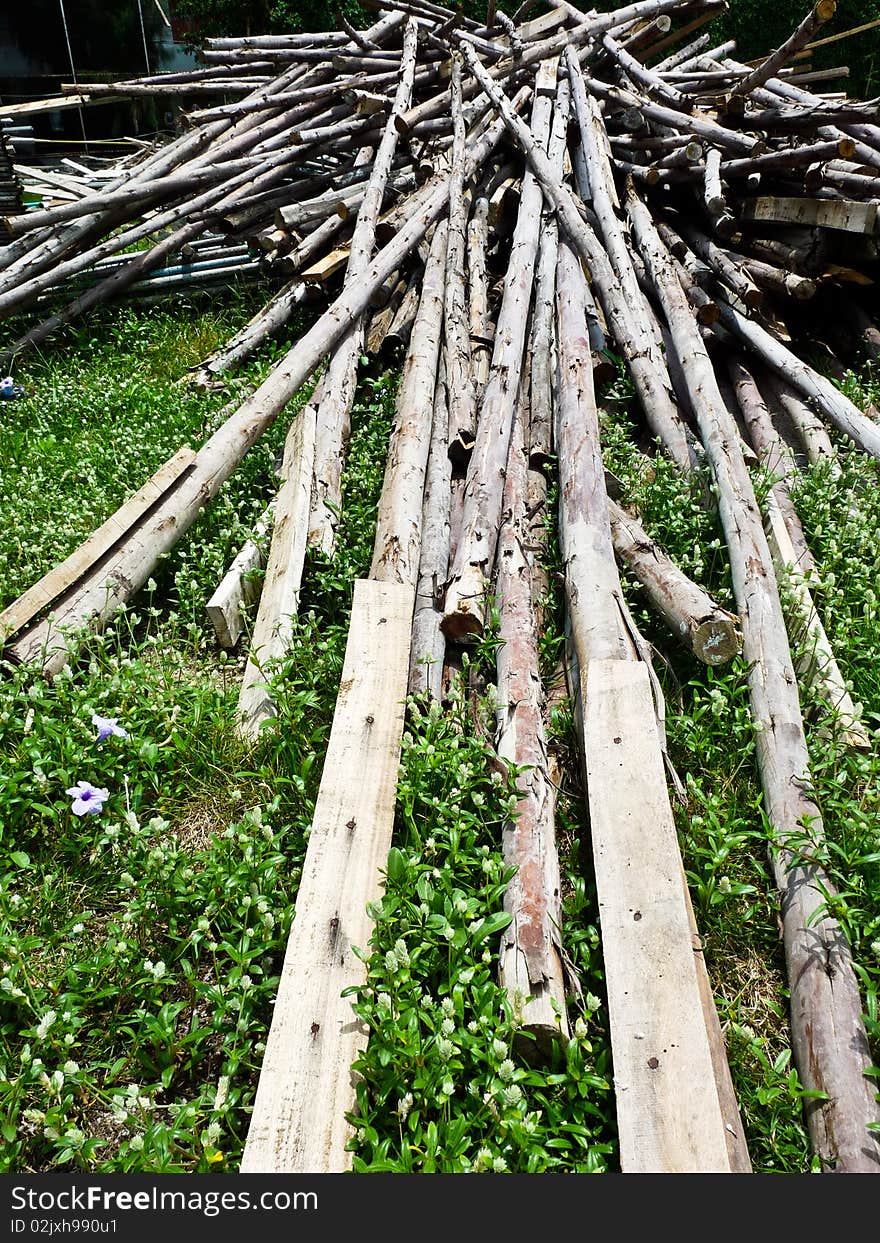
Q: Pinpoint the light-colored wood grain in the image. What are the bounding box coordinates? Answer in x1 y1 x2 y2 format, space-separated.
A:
241 578 414 1172
206 501 275 649
581 659 734 1173
236 403 316 741
742 196 877 234
0 446 195 646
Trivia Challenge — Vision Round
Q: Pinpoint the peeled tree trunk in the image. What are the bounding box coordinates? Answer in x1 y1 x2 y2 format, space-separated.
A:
308 19 420 557
440 78 551 643
495 398 570 1053
607 498 742 665
370 220 448 589
626 178 880 1172
444 56 478 467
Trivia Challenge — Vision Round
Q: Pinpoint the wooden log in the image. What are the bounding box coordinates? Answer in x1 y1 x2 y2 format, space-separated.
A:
240 578 413 1172
495 396 570 1053
626 180 880 1172
370 220 448 588
764 489 871 750
466 192 492 402
714 299 880 462
526 71 570 471
741 257 817 301
6 104 522 676
762 372 840 469
236 396 317 742
608 498 742 665
0 446 195 648
308 20 420 557
562 48 698 472
206 500 276 649
443 56 477 469
440 76 552 643
727 358 815 576
409 354 450 699
554 237 634 665
728 0 838 97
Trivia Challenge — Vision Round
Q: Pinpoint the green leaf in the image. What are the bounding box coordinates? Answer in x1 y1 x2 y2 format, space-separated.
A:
10 852 30 869
1 1123 16 1143
471 911 513 945
385 847 407 885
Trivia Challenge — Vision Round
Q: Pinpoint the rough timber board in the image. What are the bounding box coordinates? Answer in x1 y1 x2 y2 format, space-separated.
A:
742 196 878 235
581 659 734 1173
240 578 414 1173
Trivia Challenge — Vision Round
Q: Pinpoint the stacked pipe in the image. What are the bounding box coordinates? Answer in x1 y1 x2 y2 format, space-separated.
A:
1 0 880 1173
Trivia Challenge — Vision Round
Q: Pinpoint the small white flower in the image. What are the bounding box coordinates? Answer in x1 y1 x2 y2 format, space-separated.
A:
213 1076 230 1111
440 1017 455 1036
492 1156 507 1173
396 1092 413 1120
498 1059 516 1083
129 1133 144 1151
441 997 454 1016
35 1010 57 1041
437 1038 454 1060
239 974 252 990
62 1061 79 1075
204 1120 222 1146
71 923 84 936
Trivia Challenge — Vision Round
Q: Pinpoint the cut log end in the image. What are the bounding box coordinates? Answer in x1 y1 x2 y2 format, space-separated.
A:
439 599 485 645
692 616 743 666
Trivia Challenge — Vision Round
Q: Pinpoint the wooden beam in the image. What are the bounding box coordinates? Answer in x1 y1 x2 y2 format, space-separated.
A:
240 578 413 1172
582 659 736 1172
742 196 878 234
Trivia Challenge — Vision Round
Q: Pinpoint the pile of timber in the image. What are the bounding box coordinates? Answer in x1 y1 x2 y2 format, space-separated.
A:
1 1 879 1175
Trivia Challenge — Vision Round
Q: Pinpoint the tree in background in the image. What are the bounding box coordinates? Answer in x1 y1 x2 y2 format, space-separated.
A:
173 0 878 97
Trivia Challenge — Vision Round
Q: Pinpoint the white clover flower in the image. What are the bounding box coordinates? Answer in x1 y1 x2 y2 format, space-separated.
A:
9 895 21 908
498 1059 516 1083
204 1120 222 1146
396 1092 413 1120
440 1078 454 1097
0 978 12 992
437 1038 454 1060
64 1034 74 1046
213 1076 230 1111
129 1134 144 1152
467 1020 479 1034
239 975 252 990
574 1017 588 1040
71 923 85 936
65 1128 85 1150
474 1147 493 1172
440 1018 455 1037
585 992 602 1013
377 992 392 1010
63 1061 79 1075
502 1084 522 1107
50 1069 65 1092
441 997 454 1016
384 950 398 973
120 872 135 888
394 939 410 969
718 876 732 894
458 968 474 985
492 1038 507 1060
35 1010 57 1041
492 1156 508 1173
870 939 880 959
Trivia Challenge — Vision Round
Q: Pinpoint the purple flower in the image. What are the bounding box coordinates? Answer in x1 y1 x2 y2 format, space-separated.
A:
66 781 110 817
92 714 127 742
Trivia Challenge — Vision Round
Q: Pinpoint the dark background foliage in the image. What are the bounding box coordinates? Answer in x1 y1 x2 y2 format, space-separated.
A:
171 0 878 96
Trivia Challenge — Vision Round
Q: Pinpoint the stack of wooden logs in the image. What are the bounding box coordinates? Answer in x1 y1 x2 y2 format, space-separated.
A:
1 0 879 1175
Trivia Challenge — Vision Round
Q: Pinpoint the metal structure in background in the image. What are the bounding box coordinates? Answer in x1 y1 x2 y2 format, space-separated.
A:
56 0 89 152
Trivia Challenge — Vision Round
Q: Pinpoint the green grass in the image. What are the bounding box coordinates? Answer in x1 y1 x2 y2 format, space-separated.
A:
0 300 878 1173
